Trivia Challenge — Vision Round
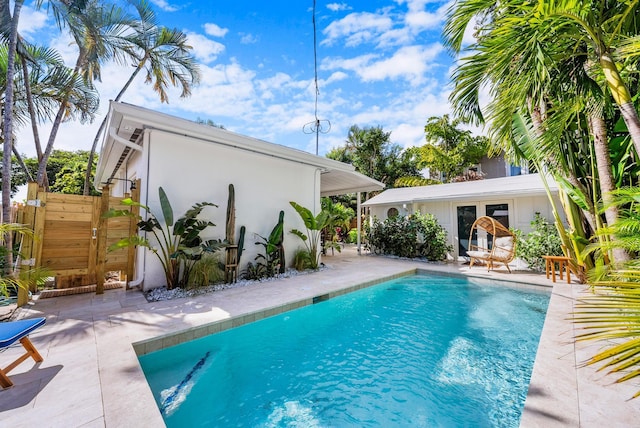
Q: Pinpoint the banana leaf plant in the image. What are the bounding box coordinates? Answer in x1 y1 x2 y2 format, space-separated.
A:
254 210 285 277
290 201 334 269
105 187 224 289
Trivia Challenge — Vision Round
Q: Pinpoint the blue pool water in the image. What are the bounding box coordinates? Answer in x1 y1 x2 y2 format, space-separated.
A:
139 274 550 427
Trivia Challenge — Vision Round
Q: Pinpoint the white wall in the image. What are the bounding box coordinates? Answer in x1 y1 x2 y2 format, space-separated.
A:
125 129 320 290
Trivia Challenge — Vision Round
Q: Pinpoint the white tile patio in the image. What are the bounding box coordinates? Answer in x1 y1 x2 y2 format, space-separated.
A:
1 246 638 427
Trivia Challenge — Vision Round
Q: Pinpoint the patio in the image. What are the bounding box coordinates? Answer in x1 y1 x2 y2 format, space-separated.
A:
1 246 638 427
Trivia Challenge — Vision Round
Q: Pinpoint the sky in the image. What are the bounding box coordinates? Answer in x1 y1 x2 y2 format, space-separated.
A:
16 0 472 159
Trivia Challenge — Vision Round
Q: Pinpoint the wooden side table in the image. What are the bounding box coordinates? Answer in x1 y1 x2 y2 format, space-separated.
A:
542 255 572 283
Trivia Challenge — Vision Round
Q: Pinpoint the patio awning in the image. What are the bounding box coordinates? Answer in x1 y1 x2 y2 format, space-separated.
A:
320 169 384 197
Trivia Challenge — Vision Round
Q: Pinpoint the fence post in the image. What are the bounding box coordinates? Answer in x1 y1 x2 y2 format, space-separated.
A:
96 185 110 294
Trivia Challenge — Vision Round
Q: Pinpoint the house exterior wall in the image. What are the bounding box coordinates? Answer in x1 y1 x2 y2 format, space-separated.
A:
118 129 320 290
368 193 563 259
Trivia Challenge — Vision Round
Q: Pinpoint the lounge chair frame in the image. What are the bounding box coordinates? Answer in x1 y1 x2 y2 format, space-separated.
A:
466 216 516 273
0 317 46 388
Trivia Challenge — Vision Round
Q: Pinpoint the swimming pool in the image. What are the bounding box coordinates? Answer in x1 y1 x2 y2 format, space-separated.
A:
139 274 549 427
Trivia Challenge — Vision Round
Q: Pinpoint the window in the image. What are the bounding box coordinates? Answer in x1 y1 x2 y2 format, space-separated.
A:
387 207 399 218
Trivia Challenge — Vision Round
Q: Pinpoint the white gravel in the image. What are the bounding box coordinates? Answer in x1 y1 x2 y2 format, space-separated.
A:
144 265 327 302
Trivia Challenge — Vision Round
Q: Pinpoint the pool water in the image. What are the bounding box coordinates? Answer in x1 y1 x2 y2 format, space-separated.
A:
139 274 550 427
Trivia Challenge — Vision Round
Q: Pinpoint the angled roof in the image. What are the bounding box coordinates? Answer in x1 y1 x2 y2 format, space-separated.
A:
94 101 384 196
362 173 557 206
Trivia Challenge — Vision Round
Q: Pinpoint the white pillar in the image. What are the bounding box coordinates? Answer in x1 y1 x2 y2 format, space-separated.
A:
356 191 362 254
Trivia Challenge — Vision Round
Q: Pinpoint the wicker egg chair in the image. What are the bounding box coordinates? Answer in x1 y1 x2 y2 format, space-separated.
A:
466 216 516 273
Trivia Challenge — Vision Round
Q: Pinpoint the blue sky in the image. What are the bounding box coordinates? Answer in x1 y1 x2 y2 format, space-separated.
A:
17 0 467 158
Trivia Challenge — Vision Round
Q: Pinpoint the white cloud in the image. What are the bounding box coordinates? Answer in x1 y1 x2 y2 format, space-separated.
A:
322 44 443 84
326 3 352 12
17 6 48 36
149 0 180 12
185 32 225 64
322 12 393 47
203 23 228 38
239 33 258 44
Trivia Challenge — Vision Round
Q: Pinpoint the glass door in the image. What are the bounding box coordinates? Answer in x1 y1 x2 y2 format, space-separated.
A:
457 205 477 257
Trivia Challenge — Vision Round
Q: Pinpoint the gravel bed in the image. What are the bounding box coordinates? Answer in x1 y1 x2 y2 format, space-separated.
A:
144 265 327 302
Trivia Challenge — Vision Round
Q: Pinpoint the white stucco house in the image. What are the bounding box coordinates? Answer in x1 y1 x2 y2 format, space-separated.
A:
94 101 383 290
362 173 563 260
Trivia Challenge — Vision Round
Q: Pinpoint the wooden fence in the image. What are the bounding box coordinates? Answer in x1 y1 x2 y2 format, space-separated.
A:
14 181 140 305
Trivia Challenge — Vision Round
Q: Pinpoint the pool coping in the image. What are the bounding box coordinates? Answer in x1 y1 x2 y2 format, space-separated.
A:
133 267 551 357
3 250 639 427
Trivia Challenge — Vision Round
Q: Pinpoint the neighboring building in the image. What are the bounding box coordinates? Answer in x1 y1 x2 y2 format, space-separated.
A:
362 173 562 260
94 101 383 290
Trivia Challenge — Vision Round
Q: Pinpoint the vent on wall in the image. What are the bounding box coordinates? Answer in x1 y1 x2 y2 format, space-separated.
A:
108 128 143 184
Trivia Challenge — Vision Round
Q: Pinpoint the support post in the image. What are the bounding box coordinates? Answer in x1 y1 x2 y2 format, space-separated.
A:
96 184 110 294
356 192 362 255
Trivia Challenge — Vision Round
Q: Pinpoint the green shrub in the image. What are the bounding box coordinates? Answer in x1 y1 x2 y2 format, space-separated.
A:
187 253 224 288
367 212 451 260
292 249 312 271
516 213 563 271
346 228 358 244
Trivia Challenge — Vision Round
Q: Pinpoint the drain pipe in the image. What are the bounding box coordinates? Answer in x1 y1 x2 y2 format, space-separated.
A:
126 130 151 289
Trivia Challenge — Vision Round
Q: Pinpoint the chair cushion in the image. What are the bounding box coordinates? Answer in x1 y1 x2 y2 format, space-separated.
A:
467 250 490 259
493 236 514 259
0 317 46 348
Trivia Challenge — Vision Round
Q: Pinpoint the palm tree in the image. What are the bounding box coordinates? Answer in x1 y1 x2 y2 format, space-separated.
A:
443 0 631 263
82 0 200 195
35 0 132 187
574 187 640 398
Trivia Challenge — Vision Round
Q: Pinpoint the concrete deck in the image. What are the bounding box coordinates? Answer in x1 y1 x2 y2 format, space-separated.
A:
1 246 638 427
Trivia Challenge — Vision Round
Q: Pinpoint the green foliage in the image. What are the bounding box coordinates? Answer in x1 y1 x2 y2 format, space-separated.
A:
290 201 331 269
515 213 563 272
574 187 640 398
321 197 354 247
393 176 441 188
418 115 490 182
326 125 420 188
292 248 312 271
187 253 224 288
105 187 224 289
346 228 358 244
23 150 99 195
0 224 51 298
248 211 285 280
367 212 451 260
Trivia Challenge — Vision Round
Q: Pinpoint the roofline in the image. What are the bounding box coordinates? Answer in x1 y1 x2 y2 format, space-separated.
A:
95 101 357 187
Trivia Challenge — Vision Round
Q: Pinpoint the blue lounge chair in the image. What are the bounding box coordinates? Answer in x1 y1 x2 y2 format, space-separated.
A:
0 317 46 388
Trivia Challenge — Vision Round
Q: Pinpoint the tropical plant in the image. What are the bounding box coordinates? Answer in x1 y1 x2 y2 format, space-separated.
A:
367 212 451 260
418 115 490 182
0 223 51 298
290 201 331 270
574 187 640 398
292 248 312 271
516 213 564 272
34 0 132 187
105 186 224 289
326 125 420 188
187 253 224 288
444 0 637 267
252 211 285 278
321 197 353 252
82 0 200 195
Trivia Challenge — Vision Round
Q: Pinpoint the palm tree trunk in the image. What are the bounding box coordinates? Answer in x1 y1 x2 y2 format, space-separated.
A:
20 54 44 160
587 112 630 263
599 52 640 156
12 145 34 182
2 0 24 274
83 63 144 195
